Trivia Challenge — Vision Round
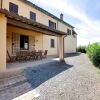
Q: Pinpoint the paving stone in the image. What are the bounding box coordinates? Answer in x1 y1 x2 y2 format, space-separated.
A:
0 54 100 100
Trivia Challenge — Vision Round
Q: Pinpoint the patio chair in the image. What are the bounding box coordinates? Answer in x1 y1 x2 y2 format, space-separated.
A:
7 50 16 62
16 52 21 62
42 50 48 58
23 51 31 61
29 51 36 60
35 51 40 60
16 51 25 62
38 50 43 60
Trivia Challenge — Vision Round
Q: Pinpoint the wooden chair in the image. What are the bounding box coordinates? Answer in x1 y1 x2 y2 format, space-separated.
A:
7 50 16 62
30 51 36 60
35 51 40 60
38 50 43 60
42 50 48 58
16 52 22 62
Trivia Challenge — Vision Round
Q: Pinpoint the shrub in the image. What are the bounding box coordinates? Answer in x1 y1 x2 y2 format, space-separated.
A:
77 46 87 53
87 43 100 68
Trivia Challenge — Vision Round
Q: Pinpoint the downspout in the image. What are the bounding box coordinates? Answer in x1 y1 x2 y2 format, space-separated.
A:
57 21 59 56
63 34 67 55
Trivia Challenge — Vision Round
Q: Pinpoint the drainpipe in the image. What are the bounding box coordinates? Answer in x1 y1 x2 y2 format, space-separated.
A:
57 21 59 56
63 34 67 55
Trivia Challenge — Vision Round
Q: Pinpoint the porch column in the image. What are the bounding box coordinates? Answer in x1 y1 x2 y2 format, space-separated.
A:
0 14 7 72
59 35 64 62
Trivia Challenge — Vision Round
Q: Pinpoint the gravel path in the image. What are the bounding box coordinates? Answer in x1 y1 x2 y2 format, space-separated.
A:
33 53 100 100
0 53 100 100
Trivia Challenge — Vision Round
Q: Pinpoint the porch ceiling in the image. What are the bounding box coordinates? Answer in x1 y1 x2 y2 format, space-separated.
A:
0 9 67 36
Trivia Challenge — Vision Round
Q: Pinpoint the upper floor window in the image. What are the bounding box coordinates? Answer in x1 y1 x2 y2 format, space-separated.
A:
67 29 71 35
30 11 36 21
49 20 56 29
9 2 18 14
51 39 55 48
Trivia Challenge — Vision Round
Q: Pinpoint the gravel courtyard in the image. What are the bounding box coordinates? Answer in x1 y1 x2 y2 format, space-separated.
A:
0 53 100 100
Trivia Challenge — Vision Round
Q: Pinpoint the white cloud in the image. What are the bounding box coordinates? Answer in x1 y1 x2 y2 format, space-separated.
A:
75 22 100 46
29 0 100 46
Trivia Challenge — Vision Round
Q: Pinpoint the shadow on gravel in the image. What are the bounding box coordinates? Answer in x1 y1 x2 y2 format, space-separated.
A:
64 53 81 58
24 61 73 89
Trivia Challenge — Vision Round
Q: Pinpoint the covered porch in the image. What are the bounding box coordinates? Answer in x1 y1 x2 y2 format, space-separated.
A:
0 9 66 72
7 55 58 71
7 25 46 62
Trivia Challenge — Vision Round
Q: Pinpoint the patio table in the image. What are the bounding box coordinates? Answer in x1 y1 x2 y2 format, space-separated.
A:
15 50 44 62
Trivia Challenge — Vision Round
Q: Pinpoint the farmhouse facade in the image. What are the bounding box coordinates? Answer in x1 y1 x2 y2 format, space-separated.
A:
0 0 77 71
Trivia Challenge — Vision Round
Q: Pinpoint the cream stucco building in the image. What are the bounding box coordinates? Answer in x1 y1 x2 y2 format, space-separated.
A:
0 0 77 71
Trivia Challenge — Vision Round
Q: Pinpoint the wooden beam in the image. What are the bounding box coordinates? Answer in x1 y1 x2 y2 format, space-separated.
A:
7 18 60 36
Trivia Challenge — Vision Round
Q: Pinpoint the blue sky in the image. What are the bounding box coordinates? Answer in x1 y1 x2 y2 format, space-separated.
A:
28 0 100 46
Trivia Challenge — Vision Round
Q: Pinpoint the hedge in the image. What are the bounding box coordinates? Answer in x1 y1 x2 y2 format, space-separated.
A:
77 46 87 53
87 43 100 68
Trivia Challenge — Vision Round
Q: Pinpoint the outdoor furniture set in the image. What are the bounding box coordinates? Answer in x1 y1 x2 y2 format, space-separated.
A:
7 50 48 62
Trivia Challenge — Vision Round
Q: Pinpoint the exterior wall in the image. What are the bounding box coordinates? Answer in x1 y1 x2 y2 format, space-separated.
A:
58 22 72 33
64 35 77 53
2 0 77 62
0 14 7 71
2 0 73 32
43 35 58 55
2 0 57 26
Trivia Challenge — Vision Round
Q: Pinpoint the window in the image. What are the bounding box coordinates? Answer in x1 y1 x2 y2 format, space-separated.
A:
30 11 36 21
67 29 71 35
49 20 56 29
9 2 18 14
20 35 29 50
51 39 55 48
